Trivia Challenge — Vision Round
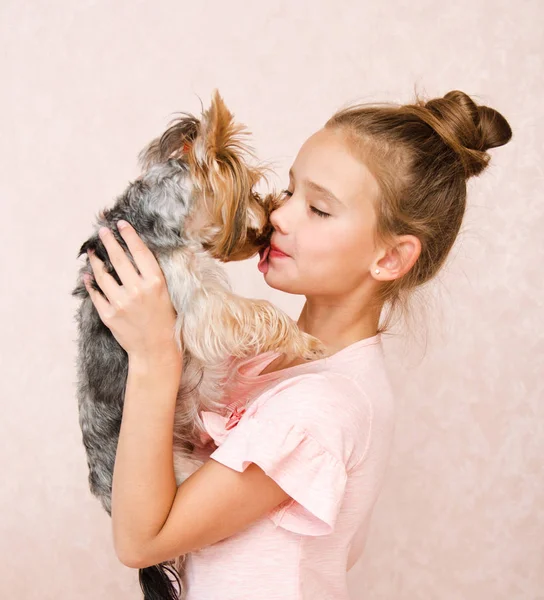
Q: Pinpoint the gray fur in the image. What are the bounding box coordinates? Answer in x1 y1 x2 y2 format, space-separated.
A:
71 92 326 597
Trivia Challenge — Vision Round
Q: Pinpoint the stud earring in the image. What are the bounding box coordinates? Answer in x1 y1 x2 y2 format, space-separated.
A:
375 269 380 274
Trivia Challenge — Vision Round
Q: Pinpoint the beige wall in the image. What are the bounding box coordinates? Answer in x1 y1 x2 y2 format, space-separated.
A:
1 1 542 598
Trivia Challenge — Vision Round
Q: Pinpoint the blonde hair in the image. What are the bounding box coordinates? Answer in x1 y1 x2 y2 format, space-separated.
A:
325 89 513 334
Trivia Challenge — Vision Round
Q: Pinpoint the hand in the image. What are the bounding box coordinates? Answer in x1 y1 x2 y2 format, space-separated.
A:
83 220 182 361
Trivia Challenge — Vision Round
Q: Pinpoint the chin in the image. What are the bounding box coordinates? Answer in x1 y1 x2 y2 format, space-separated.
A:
263 272 307 296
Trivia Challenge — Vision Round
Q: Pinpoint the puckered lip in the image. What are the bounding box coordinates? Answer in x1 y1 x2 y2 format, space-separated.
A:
269 242 290 256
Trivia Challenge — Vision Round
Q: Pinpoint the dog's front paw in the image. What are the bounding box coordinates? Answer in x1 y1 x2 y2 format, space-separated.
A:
295 332 329 361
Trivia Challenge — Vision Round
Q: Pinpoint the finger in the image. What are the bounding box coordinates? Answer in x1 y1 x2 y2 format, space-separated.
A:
98 225 142 290
115 220 163 282
87 249 124 307
83 272 114 321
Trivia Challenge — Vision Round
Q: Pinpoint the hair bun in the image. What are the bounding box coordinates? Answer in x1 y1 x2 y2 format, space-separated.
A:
415 90 513 178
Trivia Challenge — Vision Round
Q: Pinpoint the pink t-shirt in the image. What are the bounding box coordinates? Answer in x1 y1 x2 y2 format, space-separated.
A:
183 332 396 600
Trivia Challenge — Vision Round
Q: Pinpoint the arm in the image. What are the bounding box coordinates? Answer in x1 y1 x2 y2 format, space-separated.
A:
82 222 292 567
111 350 181 563
113 350 291 569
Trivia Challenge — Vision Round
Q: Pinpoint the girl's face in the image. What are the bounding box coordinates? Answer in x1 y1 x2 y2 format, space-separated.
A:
262 127 382 298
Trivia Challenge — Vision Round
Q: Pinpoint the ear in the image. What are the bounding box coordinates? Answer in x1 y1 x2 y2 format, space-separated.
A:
137 111 201 171
190 89 271 259
375 234 421 280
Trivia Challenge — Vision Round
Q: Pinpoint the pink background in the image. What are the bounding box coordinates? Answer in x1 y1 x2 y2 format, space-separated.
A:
1 1 542 598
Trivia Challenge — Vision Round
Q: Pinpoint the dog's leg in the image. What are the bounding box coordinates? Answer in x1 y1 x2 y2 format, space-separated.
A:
181 290 328 364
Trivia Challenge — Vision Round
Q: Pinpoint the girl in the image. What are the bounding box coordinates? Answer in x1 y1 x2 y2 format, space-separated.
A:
84 89 512 599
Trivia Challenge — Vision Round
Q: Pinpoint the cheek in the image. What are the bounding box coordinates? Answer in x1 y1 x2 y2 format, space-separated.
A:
299 229 355 278
315 226 357 263
312 225 373 280
265 220 374 294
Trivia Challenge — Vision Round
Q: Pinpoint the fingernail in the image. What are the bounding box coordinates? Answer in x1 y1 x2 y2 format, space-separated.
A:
117 220 128 230
98 226 109 237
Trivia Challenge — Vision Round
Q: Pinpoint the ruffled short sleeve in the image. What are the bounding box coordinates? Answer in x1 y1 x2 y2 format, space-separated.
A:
208 373 363 536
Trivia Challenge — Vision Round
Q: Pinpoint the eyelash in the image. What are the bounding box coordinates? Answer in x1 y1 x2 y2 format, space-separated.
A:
280 190 331 219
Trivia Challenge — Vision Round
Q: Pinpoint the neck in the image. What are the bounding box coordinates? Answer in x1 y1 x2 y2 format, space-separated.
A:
296 298 381 355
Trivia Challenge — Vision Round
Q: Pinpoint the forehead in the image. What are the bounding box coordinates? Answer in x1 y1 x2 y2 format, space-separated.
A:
292 127 380 210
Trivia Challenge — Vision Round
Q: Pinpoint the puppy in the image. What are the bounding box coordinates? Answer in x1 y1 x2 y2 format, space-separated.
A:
72 89 327 600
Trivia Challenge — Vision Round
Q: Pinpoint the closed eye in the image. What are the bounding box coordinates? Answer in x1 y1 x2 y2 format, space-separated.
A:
310 206 331 218
280 190 332 219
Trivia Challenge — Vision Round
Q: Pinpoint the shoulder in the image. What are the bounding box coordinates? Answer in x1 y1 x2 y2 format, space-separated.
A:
247 372 373 471
250 371 371 417
208 372 364 536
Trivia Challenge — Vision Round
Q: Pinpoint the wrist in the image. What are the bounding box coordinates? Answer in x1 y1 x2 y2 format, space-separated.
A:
128 347 183 373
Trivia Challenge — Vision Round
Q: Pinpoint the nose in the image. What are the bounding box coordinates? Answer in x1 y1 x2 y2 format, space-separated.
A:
269 198 289 234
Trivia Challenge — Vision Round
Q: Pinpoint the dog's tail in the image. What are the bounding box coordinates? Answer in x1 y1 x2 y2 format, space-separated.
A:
139 563 182 600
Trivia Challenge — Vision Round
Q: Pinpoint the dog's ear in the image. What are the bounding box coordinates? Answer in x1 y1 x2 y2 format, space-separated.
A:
137 111 201 171
190 89 272 258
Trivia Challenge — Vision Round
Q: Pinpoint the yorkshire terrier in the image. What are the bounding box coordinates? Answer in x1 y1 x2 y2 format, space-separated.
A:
71 89 328 600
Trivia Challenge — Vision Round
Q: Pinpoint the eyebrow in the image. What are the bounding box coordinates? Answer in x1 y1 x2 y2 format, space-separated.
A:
288 168 345 208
